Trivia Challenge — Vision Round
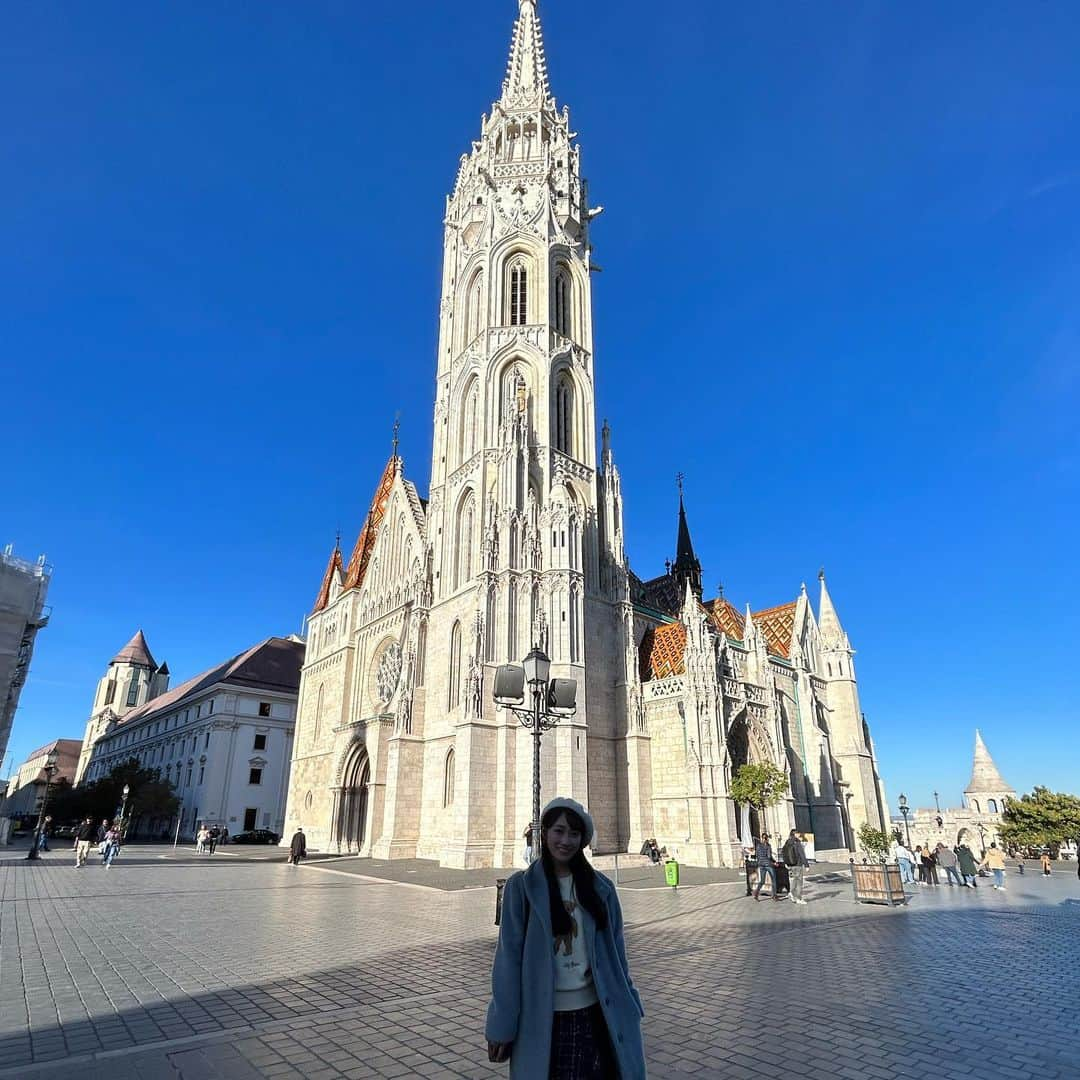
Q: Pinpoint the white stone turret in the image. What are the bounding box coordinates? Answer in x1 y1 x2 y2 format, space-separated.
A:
963 730 1014 815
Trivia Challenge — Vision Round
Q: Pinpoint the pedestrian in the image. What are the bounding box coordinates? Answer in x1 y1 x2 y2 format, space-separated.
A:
781 830 809 905
103 825 121 869
1040 852 1052 877
74 817 96 868
893 839 916 885
936 843 963 887
913 845 926 885
982 843 1007 890
1017 856 1025 875
289 827 307 866
208 826 219 855
920 843 939 886
957 843 979 887
220 826 229 846
37 816 52 852
522 823 534 866
485 797 645 1079
753 833 781 901
196 826 209 855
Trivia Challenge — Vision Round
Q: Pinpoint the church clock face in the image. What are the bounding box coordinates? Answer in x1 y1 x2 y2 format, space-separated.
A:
373 641 403 706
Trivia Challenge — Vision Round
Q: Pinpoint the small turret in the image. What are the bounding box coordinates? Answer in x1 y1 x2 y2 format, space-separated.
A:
964 730 1015 814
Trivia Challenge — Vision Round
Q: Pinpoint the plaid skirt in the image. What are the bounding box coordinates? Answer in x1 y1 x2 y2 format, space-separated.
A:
549 1003 617 1079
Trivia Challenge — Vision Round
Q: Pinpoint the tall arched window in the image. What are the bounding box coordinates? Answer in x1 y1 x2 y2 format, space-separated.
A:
454 492 475 590
467 271 484 342
448 622 461 707
555 375 574 456
486 587 497 661
507 586 518 660
458 380 479 464
509 259 528 325
553 269 571 336
415 621 426 686
988 798 998 813
444 748 456 807
312 684 324 746
971 799 981 813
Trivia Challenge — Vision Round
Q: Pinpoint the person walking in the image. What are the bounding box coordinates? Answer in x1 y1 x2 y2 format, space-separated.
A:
892 839 916 885
74 817 96 868
522 824 534 866
220 826 229 846
753 834 780 901
920 843 939 886
288 827 307 866
208 826 219 855
983 843 1007 890
103 825 121 869
37 816 52 852
485 797 645 1079
781 830 809 905
936 844 963 887
1040 852 1052 877
957 843 979 887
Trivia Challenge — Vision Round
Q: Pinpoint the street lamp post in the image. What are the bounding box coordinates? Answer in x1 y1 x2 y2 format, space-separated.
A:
898 793 912 849
933 790 941 814
26 751 59 861
118 783 131 836
493 646 577 862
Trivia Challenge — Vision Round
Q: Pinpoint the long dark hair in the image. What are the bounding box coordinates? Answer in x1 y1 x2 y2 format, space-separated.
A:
539 806 608 934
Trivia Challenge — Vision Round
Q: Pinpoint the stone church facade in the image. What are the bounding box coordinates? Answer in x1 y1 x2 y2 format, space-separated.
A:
282 0 888 867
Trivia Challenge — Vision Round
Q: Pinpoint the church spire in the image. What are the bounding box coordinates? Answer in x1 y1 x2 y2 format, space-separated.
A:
965 730 1014 795
817 568 847 648
672 474 702 601
501 0 552 108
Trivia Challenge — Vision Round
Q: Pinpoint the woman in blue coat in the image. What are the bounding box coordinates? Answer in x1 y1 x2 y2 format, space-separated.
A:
486 797 646 1079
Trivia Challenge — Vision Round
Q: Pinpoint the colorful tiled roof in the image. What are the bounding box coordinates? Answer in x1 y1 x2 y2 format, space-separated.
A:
343 456 398 592
703 597 745 640
751 601 797 659
312 544 344 614
639 621 687 681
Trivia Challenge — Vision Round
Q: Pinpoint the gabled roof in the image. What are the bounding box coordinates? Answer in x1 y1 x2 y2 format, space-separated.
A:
25 738 83 763
111 637 305 731
750 601 797 659
704 597 745 641
110 629 157 670
312 543 344 614
639 621 687 681
343 455 399 592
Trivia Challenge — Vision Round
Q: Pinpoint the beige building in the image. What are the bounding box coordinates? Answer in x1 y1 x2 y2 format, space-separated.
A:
1 737 81 821
0 545 52 772
899 730 1014 854
282 0 888 867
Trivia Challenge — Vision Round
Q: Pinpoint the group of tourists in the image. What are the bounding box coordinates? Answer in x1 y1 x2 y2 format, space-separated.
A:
892 838 1011 890
72 816 122 868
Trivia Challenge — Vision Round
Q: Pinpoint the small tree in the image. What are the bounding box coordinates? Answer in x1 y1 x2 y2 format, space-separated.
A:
858 822 892 863
730 762 789 836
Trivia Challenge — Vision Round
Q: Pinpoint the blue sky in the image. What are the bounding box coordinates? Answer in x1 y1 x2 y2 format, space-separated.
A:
3 1 1078 813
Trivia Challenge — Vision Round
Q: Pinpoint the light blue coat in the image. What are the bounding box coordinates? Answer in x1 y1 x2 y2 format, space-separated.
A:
485 861 646 1079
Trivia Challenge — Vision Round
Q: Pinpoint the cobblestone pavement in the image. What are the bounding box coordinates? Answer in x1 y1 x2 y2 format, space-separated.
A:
0 846 1077 1079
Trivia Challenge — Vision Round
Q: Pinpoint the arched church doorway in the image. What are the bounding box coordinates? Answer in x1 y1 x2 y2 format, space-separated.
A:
727 714 761 844
336 743 370 854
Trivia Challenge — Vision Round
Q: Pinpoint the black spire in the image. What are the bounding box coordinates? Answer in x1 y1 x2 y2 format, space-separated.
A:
672 474 702 601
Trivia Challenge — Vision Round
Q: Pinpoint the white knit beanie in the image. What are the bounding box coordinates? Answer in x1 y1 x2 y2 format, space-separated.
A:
541 797 595 848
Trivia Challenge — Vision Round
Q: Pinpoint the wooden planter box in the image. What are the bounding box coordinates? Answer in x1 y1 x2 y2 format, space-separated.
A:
849 860 908 906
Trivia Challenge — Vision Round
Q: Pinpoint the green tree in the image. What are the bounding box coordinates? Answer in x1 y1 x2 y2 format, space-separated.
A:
857 822 892 863
998 787 1080 856
730 762 789 815
49 759 179 837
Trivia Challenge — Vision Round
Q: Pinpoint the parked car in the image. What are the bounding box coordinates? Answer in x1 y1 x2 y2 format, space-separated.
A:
230 829 280 845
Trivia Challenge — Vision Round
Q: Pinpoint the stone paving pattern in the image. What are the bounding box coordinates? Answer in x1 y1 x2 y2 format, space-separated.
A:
0 845 1077 1079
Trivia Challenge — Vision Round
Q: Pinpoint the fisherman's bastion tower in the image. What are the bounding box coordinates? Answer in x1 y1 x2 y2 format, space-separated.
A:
282 0 888 867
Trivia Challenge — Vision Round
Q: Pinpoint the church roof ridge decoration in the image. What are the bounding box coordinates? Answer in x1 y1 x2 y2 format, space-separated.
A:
343 454 399 593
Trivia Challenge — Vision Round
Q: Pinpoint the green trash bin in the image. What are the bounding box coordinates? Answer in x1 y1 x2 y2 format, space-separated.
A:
664 859 680 888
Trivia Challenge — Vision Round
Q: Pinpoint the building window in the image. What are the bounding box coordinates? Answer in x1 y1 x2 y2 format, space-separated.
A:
198 766 204 785
448 621 462 708
415 623 426 687
443 748 456 807
554 375 574 456
258 702 272 717
207 699 214 714
253 733 267 751
186 767 192 787
972 799 981 813
126 677 139 707
104 679 116 706
454 492 475 590
204 732 210 750
509 259 528 325
988 798 998 813
249 768 263 785
554 269 570 336
196 704 202 718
